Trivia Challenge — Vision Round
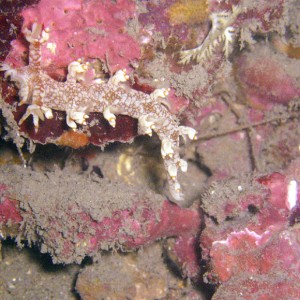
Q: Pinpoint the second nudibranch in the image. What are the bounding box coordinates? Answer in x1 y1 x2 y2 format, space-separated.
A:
1 23 197 201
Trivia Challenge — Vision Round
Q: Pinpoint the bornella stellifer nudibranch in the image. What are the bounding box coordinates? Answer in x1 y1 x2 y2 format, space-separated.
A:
0 23 197 201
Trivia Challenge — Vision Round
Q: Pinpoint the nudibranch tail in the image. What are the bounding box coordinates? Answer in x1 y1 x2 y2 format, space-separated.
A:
1 23 197 201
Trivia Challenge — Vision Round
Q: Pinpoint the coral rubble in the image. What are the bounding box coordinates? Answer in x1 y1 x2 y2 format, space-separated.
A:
0 165 201 265
201 160 300 299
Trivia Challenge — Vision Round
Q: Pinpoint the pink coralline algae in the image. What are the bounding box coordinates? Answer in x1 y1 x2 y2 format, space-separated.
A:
235 43 300 110
0 185 23 226
211 227 300 300
0 167 201 266
171 235 201 278
200 160 300 299
11 0 141 74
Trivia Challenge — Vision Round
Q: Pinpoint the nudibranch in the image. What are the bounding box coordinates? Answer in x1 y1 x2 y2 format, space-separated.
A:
1 23 197 201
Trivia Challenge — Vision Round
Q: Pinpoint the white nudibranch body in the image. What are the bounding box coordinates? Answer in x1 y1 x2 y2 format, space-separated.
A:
0 23 197 201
